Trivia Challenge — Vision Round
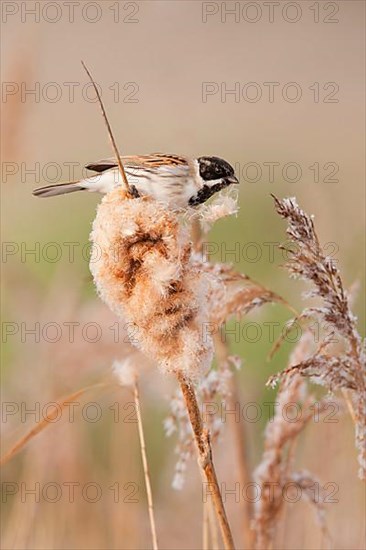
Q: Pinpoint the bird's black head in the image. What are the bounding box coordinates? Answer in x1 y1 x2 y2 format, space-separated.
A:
198 156 238 183
189 156 239 206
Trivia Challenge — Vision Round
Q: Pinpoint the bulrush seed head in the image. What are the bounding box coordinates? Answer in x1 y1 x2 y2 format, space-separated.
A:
89 190 216 379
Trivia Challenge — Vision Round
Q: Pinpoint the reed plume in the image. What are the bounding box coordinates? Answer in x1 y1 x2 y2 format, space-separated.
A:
270 195 365 479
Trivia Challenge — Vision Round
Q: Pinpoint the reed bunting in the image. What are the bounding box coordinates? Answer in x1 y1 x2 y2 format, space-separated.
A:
33 154 239 209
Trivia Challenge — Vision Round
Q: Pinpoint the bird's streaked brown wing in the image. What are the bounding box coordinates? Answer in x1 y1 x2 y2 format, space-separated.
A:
85 154 189 173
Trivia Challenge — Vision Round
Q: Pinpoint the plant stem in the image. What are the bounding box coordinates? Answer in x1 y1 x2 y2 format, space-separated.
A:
203 501 209 550
0 382 108 467
177 372 235 550
81 61 130 193
133 380 159 550
208 497 220 549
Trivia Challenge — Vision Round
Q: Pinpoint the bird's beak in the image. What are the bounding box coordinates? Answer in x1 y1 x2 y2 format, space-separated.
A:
226 175 239 185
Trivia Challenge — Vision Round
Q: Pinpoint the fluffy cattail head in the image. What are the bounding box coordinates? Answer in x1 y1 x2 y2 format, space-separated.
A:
90 190 216 379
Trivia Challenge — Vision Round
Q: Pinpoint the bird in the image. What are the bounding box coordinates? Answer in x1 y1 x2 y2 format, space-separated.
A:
33 154 239 209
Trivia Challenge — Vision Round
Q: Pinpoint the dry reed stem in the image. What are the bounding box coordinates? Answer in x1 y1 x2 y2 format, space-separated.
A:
208 498 220 549
81 61 130 193
0 382 108 467
203 494 220 549
203 501 209 550
177 371 235 550
133 379 159 550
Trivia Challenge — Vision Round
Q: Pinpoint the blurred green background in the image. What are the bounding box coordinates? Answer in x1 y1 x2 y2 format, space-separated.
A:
1 1 365 549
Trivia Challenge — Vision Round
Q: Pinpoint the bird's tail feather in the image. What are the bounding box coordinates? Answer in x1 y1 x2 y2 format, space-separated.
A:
33 181 85 198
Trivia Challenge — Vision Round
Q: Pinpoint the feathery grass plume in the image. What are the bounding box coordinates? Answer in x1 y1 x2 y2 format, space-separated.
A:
90 190 216 379
254 332 332 550
271 195 366 479
191 260 297 328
